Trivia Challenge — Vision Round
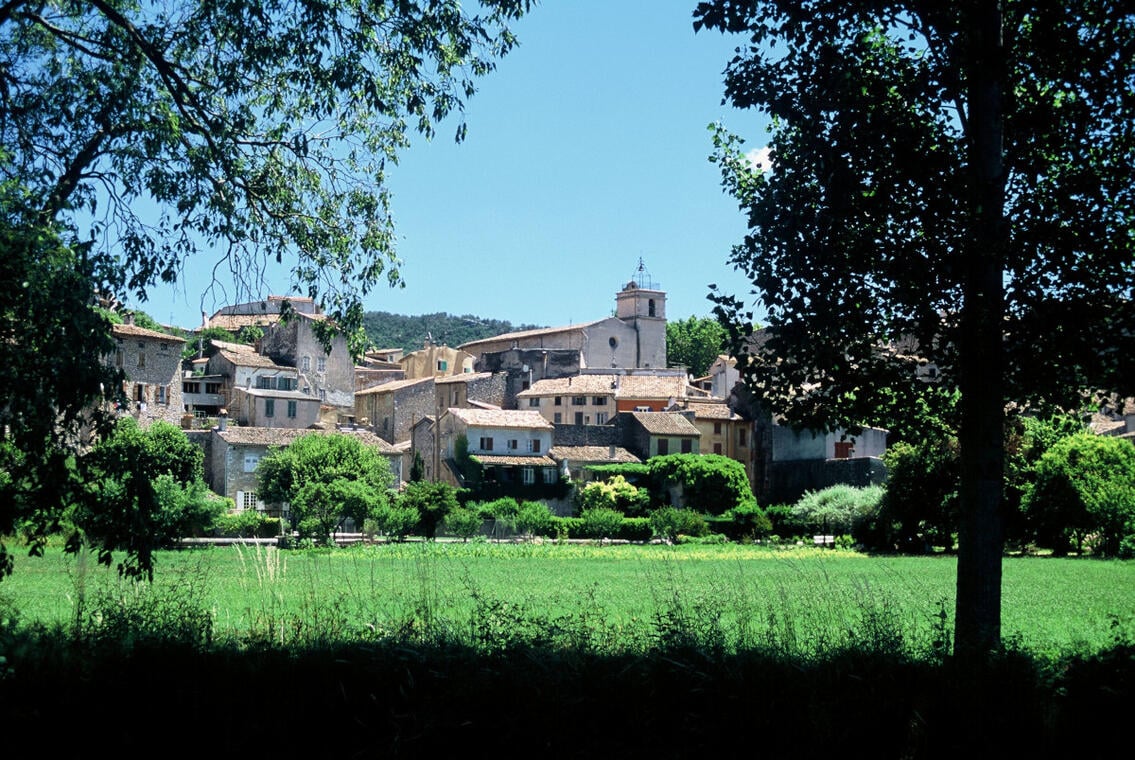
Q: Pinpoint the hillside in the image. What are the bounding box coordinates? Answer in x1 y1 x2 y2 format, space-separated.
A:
362 311 543 354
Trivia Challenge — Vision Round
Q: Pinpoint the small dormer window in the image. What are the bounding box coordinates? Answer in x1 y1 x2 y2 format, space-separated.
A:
160 343 168 351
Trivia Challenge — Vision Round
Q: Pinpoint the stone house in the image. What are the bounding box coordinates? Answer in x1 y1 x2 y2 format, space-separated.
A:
203 294 320 333
259 311 355 410
517 371 711 426
229 387 321 429
438 408 558 488
548 445 641 484
109 321 186 427
354 376 436 444
435 371 507 411
400 340 476 379
619 411 702 459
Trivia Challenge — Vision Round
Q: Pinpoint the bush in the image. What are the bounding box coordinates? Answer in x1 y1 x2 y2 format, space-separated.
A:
791 485 885 548
214 510 279 538
722 502 773 540
576 475 651 516
878 440 959 551
579 507 625 539
443 507 484 541
649 507 709 542
515 501 555 536
371 504 419 541
398 481 460 539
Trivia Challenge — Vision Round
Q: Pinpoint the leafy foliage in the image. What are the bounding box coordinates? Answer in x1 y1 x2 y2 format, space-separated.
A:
579 508 625 540
71 419 222 578
877 440 960 552
576 475 651 516
666 315 728 377
442 507 483 541
646 454 755 515
789 484 885 547
649 507 709 543
1023 433 1135 557
257 433 394 543
397 480 460 539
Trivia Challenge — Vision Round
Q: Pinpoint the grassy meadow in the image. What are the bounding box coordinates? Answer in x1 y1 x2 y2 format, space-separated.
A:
3 540 1131 659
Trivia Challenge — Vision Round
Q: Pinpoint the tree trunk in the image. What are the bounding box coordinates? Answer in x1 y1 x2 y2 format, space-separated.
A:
954 1 1007 660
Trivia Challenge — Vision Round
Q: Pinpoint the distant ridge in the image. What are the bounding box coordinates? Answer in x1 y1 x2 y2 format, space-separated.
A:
361 311 544 354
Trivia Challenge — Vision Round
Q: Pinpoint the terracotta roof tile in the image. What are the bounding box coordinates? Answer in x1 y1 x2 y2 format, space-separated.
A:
630 412 701 436
549 446 641 464
112 323 186 342
448 408 553 429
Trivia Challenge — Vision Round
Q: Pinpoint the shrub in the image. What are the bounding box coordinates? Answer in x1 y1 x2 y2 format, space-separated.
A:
649 507 709 542
580 507 625 539
515 501 555 536
214 510 279 538
371 504 419 541
443 507 484 541
722 502 773 540
878 439 959 551
791 485 885 547
576 475 651 516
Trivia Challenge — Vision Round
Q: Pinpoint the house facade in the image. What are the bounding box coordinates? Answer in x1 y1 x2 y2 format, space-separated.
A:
354 376 436 444
259 312 355 410
229 387 321 429
619 411 702 459
110 321 186 427
439 408 558 488
517 371 711 426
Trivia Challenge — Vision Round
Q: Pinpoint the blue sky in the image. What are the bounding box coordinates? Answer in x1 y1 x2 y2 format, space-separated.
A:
140 1 770 331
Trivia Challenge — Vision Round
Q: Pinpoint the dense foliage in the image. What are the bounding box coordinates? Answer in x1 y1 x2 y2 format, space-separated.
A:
71 419 223 578
397 480 460 539
257 433 395 543
665 315 728 377
575 475 651 516
1023 433 1135 557
647 454 755 515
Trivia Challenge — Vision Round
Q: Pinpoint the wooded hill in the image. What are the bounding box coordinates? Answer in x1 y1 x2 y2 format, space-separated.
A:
361 311 542 354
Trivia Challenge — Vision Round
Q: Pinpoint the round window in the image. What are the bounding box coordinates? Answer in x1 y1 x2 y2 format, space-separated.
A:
608 336 618 349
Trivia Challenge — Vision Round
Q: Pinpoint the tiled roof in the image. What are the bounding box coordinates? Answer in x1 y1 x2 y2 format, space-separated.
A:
436 372 493 384
683 402 739 420
205 314 283 332
472 454 557 467
112 323 186 342
448 408 553 430
354 376 434 395
458 321 600 350
215 425 399 453
216 346 282 370
516 373 711 400
630 412 701 436
549 446 641 464
236 388 320 401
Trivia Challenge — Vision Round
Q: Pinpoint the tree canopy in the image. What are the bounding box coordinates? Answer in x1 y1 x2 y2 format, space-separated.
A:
0 0 529 576
695 0 1135 655
666 315 728 377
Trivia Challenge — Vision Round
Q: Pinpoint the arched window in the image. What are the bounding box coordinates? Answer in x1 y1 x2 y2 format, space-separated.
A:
648 299 656 317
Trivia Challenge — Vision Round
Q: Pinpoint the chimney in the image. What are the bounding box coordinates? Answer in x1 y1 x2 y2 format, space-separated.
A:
124 312 135 326
608 445 616 459
217 410 228 431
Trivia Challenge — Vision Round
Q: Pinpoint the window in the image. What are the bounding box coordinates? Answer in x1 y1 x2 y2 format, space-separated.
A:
240 491 258 511
572 396 586 406
542 468 557 484
657 439 670 455
593 396 607 406
318 388 326 401
553 413 562 424
156 385 168 404
302 356 310 372
137 350 145 368
681 438 693 454
738 429 747 447
507 439 519 451
648 299 656 317
596 412 608 425
574 412 584 425
608 336 618 349
316 356 326 372
554 397 562 406
159 343 169 352
243 453 261 473
479 437 494 451
713 443 722 455
834 441 854 459
257 376 272 389
115 350 124 368
521 467 535 485
287 400 297 418
437 359 448 372
183 381 199 394
135 384 146 402
205 382 221 394
265 399 275 417
527 439 541 453
714 421 722 435
528 398 540 408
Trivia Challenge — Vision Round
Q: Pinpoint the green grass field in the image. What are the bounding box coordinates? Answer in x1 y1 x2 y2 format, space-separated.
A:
2 541 1132 658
